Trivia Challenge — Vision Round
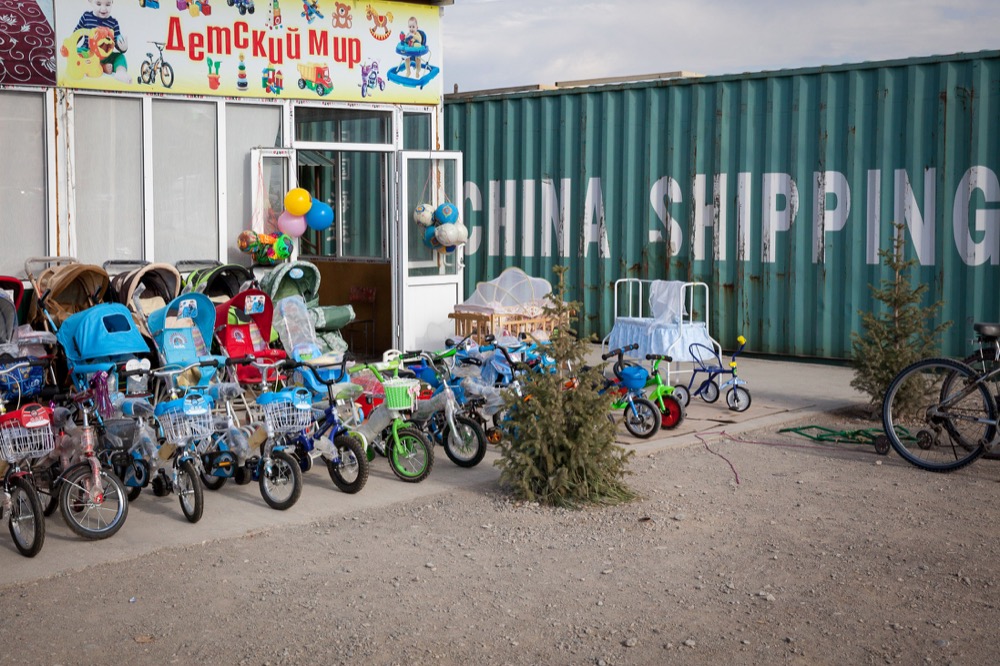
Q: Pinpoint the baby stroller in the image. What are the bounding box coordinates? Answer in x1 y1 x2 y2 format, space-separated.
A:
148 292 228 392
178 260 254 304
214 288 287 387
259 260 354 355
25 257 109 330
271 295 349 399
104 260 182 338
0 278 56 402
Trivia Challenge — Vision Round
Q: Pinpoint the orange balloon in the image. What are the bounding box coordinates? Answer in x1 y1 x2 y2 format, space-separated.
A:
284 188 313 217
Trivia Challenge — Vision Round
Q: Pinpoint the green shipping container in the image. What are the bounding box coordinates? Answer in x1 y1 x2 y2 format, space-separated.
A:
444 50 1000 360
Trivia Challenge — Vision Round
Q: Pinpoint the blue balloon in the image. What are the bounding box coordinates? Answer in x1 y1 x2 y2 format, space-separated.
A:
305 200 335 231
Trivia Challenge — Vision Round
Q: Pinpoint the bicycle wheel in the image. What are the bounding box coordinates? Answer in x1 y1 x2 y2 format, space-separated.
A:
700 380 720 403
726 387 752 412
443 414 487 467
671 385 690 408
327 434 369 494
657 394 685 430
623 397 661 439
388 426 434 483
259 450 302 510
139 60 153 84
160 62 175 89
59 465 129 540
177 460 204 523
882 357 994 472
200 473 227 491
8 476 45 557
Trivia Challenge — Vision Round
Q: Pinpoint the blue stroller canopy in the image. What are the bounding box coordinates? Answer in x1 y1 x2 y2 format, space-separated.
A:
148 292 216 354
56 303 149 365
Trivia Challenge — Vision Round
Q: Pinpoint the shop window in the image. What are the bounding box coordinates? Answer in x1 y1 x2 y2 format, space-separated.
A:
152 99 218 264
225 103 282 264
294 107 391 144
0 92 47 275
403 112 432 150
298 150 387 259
74 95 143 265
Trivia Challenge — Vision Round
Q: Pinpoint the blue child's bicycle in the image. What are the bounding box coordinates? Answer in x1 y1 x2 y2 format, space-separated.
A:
672 336 751 412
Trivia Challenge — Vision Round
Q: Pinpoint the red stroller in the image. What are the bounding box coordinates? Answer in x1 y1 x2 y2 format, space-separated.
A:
214 289 286 386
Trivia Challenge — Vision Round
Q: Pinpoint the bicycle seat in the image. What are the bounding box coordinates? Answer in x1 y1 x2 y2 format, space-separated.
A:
973 322 1000 338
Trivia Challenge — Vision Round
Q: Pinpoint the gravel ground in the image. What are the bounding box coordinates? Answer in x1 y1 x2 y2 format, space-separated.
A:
2 412 999 665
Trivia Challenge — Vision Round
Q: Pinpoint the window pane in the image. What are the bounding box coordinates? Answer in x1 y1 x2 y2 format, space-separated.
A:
225 103 282 264
0 92 46 275
74 96 143 265
299 150 386 259
152 100 218 264
403 112 431 150
294 107 391 144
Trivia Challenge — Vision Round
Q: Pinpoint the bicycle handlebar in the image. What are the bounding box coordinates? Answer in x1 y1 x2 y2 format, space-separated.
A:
601 343 638 361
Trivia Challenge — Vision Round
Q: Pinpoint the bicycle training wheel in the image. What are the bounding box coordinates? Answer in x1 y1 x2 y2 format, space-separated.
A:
259 450 302 510
726 387 752 412
8 477 45 557
623 397 661 439
882 357 994 472
327 434 369 494
388 426 434 483
443 414 488 467
59 466 129 540
177 460 204 524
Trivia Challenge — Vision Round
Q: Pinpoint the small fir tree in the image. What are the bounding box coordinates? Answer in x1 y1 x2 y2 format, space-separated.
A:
851 223 950 413
493 266 636 508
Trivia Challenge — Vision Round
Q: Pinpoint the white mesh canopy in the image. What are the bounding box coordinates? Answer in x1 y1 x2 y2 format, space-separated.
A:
456 268 552 315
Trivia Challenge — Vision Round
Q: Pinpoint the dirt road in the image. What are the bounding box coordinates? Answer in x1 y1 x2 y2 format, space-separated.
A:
3 410 998 666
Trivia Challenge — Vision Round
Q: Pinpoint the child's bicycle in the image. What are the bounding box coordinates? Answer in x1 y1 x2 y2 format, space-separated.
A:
277 358 369 493
348 359 434 483
671 336 751 412
138 41 174 88
0 357 54 556
600 345 662 439
609 352 686 430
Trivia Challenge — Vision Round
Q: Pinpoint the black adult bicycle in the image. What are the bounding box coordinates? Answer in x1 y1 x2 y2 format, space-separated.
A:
881 322 1000 472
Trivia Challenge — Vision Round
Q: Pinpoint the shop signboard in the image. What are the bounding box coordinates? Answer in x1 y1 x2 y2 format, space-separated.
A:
54 0 441 103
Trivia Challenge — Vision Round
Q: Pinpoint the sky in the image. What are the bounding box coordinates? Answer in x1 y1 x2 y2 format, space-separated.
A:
441 0 999 93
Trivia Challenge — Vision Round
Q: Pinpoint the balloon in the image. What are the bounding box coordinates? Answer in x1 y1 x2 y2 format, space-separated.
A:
413 203 434 227
284 188 313 217
433 202 459 225
305 200 334 231
277 210 307 237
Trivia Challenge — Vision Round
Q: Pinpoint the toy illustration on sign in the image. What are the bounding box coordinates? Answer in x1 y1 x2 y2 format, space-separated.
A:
297 62 332 95
206 56 221 88
330 2 351 29
365 4 392 40
57 1 442 103
301 0 323 24
71 0 131 83
386 15 438 88
261 62 282 93
137 40 174 86
359 60 384 98
226 0 255 15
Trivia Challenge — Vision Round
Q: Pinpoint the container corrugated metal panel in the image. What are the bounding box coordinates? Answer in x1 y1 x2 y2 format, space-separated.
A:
445 51 1000 359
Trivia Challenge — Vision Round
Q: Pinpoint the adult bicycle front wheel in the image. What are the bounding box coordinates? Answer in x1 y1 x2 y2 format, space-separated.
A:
8 476 45 557
882 357 995 472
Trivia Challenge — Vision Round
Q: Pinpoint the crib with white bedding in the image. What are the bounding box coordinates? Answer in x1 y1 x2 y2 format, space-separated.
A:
602 279 721 387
